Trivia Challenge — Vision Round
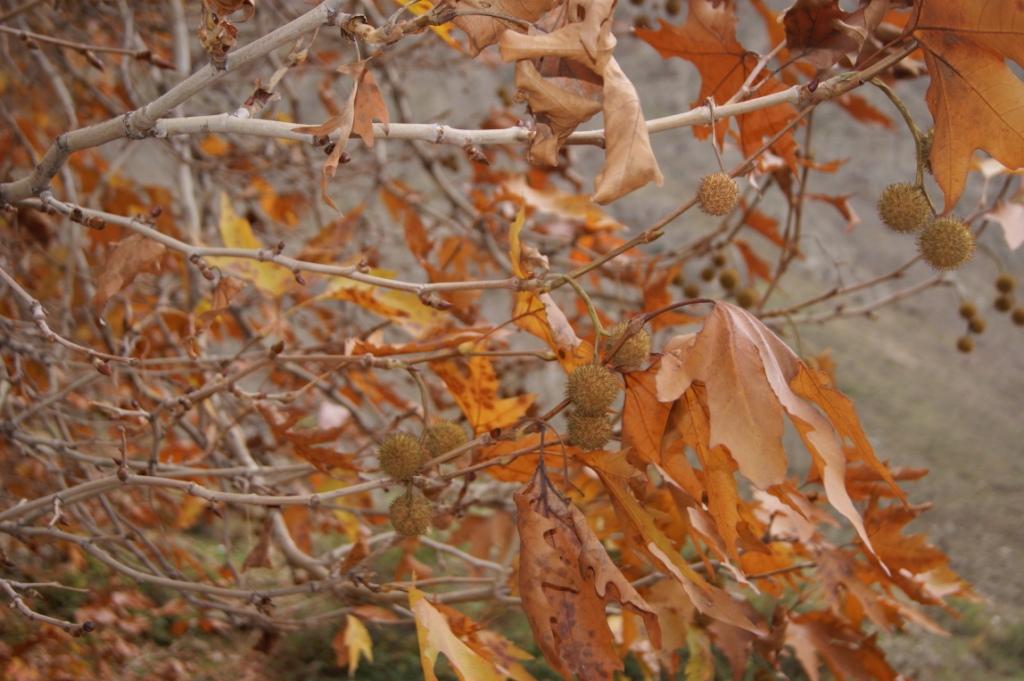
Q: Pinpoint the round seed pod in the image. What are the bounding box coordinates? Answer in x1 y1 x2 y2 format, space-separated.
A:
1012 308 1024 326
995 273 1016 293
390 488 432 537
697 172 739 216
684 283 701 298
956 336 974 354
700 266 716 282
711 252 727 267
735 287 758 309
566 364 620 415
877 182 931 233
995 295 1015 313
378 432 427 481
918 217 974 271
423 420 469 458
718 268 739 291
566 412 613 451
968 316 986 334
603 322 651 372
958 301 977 319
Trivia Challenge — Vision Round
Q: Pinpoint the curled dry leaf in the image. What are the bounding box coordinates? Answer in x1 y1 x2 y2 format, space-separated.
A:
513 61 602 166
453 0 559 55
656 302 900 553
515 471 661 681
92 233 166 311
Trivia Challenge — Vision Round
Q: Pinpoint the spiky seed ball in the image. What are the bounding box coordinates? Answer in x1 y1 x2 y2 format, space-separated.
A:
968 316 987 334
995 295 1015 313
918 217 974 271
1012 308 1024 326
700 266 716 282
603 322 651 372
996 274 1017 293
735 287 758 309
956 336 974 354
423 420 468 458
566 413 613 451
958 301 977 319
718 268 739 291
389 488 432 536
684 283 701 298
698 172 738 216
378 432 427 481
877 183 931 233
711 252 727 268
566 364 620 415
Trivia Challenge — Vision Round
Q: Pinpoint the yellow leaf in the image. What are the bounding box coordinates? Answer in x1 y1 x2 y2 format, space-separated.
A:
398 0 462 49
333 614 373 677
208 193 294 294
508 207 527 279
410 587 503 681
430 353 536 433
311 270 445 338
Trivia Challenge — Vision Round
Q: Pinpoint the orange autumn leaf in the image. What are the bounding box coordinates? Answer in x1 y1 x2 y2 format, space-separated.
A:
92 233 166 311
430 353 535 433
913 1 1024 210
515 470 661 680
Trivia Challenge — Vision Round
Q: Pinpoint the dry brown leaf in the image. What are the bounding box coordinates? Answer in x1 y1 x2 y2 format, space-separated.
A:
430 353 536 433
515 471 661 680
453 0 559 55
92 234 166 311
621 362 672 466
583 452 766 635
786 611 898 681
513 61 602 166
592 57 664 204
656 302 895 553
913 1 1024 210
782 0 889 70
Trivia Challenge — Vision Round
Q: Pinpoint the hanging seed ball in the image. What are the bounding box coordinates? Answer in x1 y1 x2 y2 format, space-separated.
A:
968 316 987 334
603 322 651 372
684 283 702 298
918 217 974 271
877 182 931 233
718 268 740 291
958 301 977 319
567 364 620 415
423 420 469 458
632 14 650 29
378 432 428 481
697 172 739 216
711 252 727 268
956 336 974 354
566 413 613 451
735 287 758 309
995 295 1015 313
665 0 681 15
1012 308 1024 326
389 488 433 537
996 274 1017 293
700 266 716 282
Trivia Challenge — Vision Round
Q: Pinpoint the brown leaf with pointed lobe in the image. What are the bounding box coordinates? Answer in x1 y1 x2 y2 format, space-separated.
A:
635 3 800 168
621 363 672 466
913 1 1024 210
656 302 894 553
582 452 765 635
786 611 898 681
430 353 536 433
782 0 889 70
499 0 617 73
342 62 389 148
93 234 166 311
515 471 661 681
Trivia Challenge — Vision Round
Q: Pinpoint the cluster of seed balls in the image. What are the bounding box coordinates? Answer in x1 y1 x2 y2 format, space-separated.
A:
955 274 1023 353
877 182 974 271
564 322 651 451
377 420 468 536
